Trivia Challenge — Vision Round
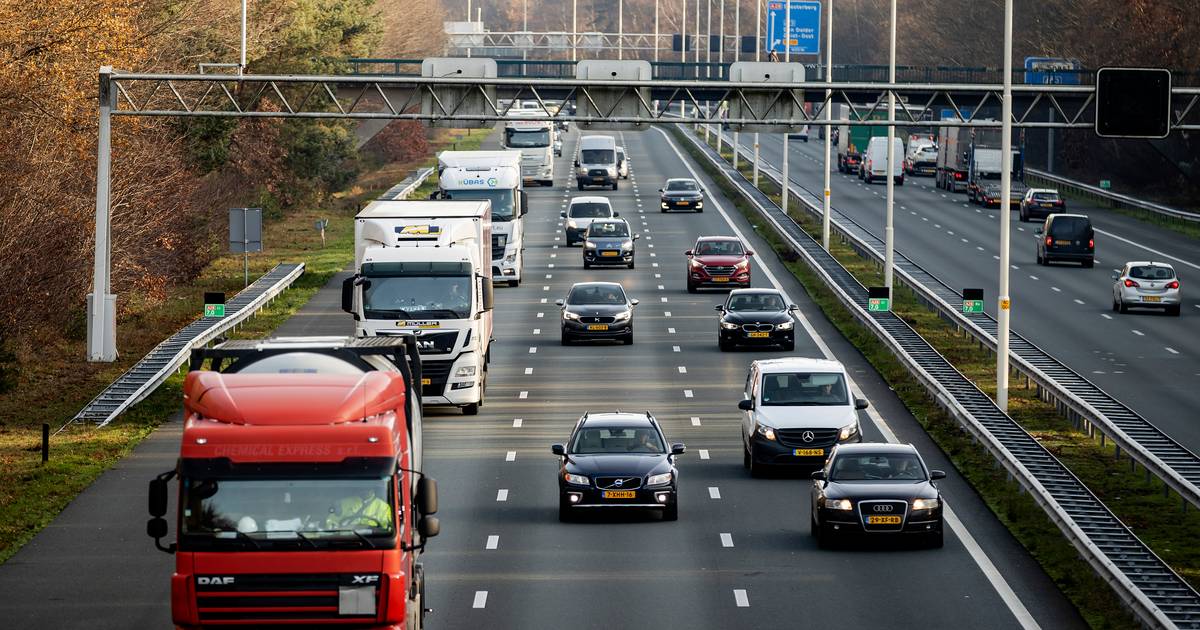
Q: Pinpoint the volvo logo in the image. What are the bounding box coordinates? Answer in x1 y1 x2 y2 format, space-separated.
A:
613 478 625 487
873 505 894 513
802 431 815 443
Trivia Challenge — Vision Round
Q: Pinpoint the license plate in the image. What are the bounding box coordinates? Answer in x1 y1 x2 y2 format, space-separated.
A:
603 490 636 499
712 276 730 282
867 515 902 525
677 200 689 206
1055 240 1071 246
421 378 432 385
794 448 824 457
1143 296 1162 303
1041 203 1054 207
601 251 619 257
592 177 605 182
748 332 771 338
587 324 609 331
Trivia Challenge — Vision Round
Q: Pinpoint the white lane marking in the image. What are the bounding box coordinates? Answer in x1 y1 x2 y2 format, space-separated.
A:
540 298 548 303
708 487 721 499
1167 347 1180 355
485 534 499 550
550 254 557 258
1101 314 1113 320
673 345 681 352
545 274 552 279
658 284 666 290
664 311 672 317
548 264 555 268
699 449 710 459
655 273 662 278
652 262 659 267
720 533 734 548
512 418 523 427
1050 287 1062 293
661 297 669 303
691 416 701 426
976 246 984 251
543 286 550 291
993 255 1001 260
654 127 1041 630
678 366 688 374
1073 299 1085 305
1029 275 1039 281
1094 228 1200 271
518 391 528 399
922 216 928 221
683 389 694 398
532 328 541 335
649 244 655 248
935 223 942 228
1132 330 1145 336
529 347 537 353
948 230 955 235
650 252 657 257
668 327 676 333
733 589 749 607
496 489 509 502
473 591 488 609
505 451 517 461
537 312 544 318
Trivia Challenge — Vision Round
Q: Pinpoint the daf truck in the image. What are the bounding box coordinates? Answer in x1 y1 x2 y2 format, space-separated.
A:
435 151 528 287
503 111 555 186
342 200 494 415
147 336 440 630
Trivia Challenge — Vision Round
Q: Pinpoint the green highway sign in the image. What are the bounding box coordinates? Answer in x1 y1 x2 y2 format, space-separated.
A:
868 298 890 312
962 300 984 313
204 291 226 318
1099 179 1112 189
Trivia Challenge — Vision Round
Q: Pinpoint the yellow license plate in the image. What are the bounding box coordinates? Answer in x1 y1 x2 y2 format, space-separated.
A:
867 515 902 525
794 448 824 457
1143 296 1162 302
677 201 689 206
748 332 771 338
603 490 636 499
601 251 619 257
587 324 609 331
592 177 605 182
712 276 730 282
421 378 431 385
1055 240 1070 246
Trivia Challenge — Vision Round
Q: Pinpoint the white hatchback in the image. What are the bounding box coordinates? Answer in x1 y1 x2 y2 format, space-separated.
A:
1112 261 1181 316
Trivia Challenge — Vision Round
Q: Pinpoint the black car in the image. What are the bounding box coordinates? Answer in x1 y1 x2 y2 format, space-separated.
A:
976 182 1024 208
1036 213 1094 268
558 282 638 345
659 178 705 213
716 289 797 351
583 219 639 269
552 412 685 522
810 443 945 549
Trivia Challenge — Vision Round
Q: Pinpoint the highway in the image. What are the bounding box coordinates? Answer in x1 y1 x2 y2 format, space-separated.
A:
0 126 1085 628
729 130 1200 454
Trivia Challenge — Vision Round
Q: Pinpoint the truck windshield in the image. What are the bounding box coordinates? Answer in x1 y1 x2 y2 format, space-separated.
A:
443 188 516 221
364 275 472 319
506 128 550 148
181 477 396 550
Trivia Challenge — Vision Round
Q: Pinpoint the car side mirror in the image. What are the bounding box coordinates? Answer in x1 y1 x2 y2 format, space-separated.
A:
551 443 565 456
855 398 869 411
738 398 754 411
745 250 755 256
714 304 725 311
700 188 706 193
418 516 440 538
633 234 640 240
930 470 946 480
613 211 620 217
417 477 438 515
658 188 664 193
788 304 798 311
560 211 567 218
630 299 640 306
685 250 694 256
555 299 565 307
1111 274 1119 280
811 470 826 481
671 443 686 455
1035 228 1043 235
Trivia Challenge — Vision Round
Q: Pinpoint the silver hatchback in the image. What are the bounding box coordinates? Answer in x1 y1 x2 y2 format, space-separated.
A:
1112 262 1181 316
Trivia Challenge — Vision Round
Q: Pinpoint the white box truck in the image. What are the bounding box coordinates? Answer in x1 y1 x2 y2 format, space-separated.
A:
342 200 494 415
503 112 555 186
436 151 528 287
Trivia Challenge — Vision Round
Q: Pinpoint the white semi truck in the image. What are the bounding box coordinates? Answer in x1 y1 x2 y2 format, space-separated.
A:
503 112 555 186
342 200 494 415
435 151 528 286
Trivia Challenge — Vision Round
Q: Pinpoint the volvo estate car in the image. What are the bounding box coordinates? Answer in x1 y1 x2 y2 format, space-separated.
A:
557 282 638 345
562 197 618 246
1112 261 1181 316
660 178 705 213
583 219 638 269
716 289 797 351
552 411 685 522
810 443 945 549
686 236 752 292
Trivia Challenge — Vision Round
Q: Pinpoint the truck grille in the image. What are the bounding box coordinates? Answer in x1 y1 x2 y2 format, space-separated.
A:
588 169 608 177
195 573 379 622
420 360 453 396
775 427 838 448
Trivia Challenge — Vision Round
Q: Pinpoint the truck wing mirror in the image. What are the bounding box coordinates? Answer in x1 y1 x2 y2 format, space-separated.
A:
419 516 440 538
519 190 529 216
341 277 356 317
149 477 169 517
417 477 439 515
480 275 495 311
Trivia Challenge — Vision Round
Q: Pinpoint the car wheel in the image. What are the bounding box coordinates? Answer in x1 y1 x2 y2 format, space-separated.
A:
747 447 764 478
1168 304 1181 317
810 513 821 542
897 176 904 186
508 278 519 288
742 442 751 469
561 334 573 346
1019 209 1027 222
927 527 944 549
718 338 731 352
1035 251 1043 266
663 500 678 521
462 402 480 416
1112 297 1120 313
1118 298 1128 314
622 332 634 345
583 261 591 269
696 208 703 213
783 339 795 352
816 522 834 549
577 182 584 191
558 497 574 523
687 281 697 294
612 181 619 191
1083 259 1094 269
628 259 635 269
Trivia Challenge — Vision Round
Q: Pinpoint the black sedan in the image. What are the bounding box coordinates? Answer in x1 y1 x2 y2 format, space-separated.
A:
552 412 684 522
810 443 945 549
557 282 638 345
582 219 639 269
716 288 797 351
659 178 705 213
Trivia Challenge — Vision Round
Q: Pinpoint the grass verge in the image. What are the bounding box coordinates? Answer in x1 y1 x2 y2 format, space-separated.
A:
0 127 487 566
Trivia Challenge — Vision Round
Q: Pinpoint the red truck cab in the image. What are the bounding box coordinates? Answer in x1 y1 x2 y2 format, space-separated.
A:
147 337 438 630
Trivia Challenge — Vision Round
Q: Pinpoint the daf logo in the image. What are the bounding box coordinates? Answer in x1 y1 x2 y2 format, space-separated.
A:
351 575 380 585
802 431 815 443
873 505 894 513
197 577 235 586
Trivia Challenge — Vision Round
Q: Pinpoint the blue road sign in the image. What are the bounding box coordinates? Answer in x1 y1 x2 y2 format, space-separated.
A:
940 107 975 121
1024 57 1082 85
766 1 821 55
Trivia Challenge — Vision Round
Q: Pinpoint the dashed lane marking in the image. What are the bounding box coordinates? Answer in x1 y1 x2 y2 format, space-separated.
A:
708 487 721 499
473 591 488 609
496 489 508 502
512 418 523 427
720 533 734 548
505 451 517 461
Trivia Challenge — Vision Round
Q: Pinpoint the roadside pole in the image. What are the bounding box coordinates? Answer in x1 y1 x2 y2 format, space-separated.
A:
88 66 117 362
782 0 791 216
997 0 1015 411
821 0 833 250
732 0 740 171
883 0 896 290
753 0 762 188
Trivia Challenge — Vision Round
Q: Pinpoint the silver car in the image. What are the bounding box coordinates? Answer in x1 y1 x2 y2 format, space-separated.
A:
1112 261 1181 316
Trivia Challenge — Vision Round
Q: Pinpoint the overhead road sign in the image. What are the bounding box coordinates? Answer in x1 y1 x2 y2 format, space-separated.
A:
1023 57 1081 85
767 1 821 55
1095 67 1172 139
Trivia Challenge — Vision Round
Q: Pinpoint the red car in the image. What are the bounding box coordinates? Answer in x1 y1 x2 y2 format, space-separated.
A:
686 236 753 293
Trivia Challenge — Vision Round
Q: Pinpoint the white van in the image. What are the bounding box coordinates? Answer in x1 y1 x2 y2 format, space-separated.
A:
861 136 905 185
575 135 619 190
738 357 868 476
560 196 618 246
616 146 629 179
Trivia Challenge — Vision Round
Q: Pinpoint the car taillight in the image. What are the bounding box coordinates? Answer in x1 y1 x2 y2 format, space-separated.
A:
1045 236 1053 247
954 172 964 180
1055 200 1064 206
1167 280 1180 289
1124 279 1139 288
1088 238 1094 249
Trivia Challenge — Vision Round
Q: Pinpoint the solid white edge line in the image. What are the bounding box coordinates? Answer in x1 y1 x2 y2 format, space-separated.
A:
654 126 1042 630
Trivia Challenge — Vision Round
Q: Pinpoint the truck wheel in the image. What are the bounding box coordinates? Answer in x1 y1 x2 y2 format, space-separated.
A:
406 565 426 630
462 402 480 416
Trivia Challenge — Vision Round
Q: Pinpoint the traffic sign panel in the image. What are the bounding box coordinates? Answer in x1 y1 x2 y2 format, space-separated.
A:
766 1 821 55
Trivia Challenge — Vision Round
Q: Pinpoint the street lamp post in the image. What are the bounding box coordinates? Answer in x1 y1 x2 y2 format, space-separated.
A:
732 0 739 171
655 0 660 63
782 0 791 216
572 0 578 61
997 0 1015 411
753 0 761 188
619 0 624 60
883 0 896 290
821 0 833 250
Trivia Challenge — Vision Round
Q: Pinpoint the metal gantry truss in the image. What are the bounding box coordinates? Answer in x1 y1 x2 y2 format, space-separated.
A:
448 31 676 53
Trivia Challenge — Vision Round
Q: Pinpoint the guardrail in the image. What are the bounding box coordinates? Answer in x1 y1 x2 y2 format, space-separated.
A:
380 166 435 201
708 126 1200 514
1025 168 1200 224
69 263 305 429
676 124 1200 629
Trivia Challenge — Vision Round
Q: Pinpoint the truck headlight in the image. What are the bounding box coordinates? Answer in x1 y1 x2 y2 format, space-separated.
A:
755 424 776 441
838 422 859 441
455 365 477 377
912 498 940 511
646 472 673 487
825 498 853 511
721 322 739 330
504 253 517 263
775 321 793 331
564 472 589 485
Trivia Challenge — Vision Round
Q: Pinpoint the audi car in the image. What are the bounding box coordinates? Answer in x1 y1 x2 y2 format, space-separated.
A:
810 443 945 549
561 197 618 246
659 178 705 213
557 282 638 345
582 219 638 269
1112 261 1181 316
552 411 685 522
686 236 753 292
716 289 797 351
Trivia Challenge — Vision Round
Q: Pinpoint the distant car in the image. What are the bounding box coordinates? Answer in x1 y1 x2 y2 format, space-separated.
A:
976 182 1025 208
561 197 618 246
553 411 684 522
1112 261 1181 316
787 126 810 142
582 219 638 269
553 137 563 157
1020 188 1065 223
1036 213 1094 268
686 236 752 292
810 443 946 549
660 178 705 213
616 146 630 179
716 289 797 351
557 282 638 345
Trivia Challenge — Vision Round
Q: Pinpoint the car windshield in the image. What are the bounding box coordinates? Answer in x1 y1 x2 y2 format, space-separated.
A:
667 180 699 191
505 128 550 148
363 275 471 319
442 188 516 222
760 372 849 406
571 426 665 454
1049 217 1091 239
1130 265 1175 280
695 240 743 256
567 285 627 305
727 293 785 311
581 149 615 163
588 222 629 238
1032 192 1060 202
181 477 395 547
830 453 925 481
569 203 612 218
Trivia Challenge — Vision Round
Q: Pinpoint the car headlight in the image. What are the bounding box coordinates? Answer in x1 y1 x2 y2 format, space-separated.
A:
721 321 739 330
689 259 704 268
912 498 940 511
585 241 597 249
825 498 853 511
454 365 477 377
567 220 578 229
755 424 776 441
735 259 750 270
661 202 669 208
564 472 589 485
695 200 703 207
621 239 633 250
838 422 859 441
613 310 631 322
563 310 580 321
775 320 793 331
646 472 673 486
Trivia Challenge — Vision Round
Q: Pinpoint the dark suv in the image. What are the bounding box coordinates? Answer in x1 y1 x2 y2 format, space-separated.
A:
1036 214 1094 268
